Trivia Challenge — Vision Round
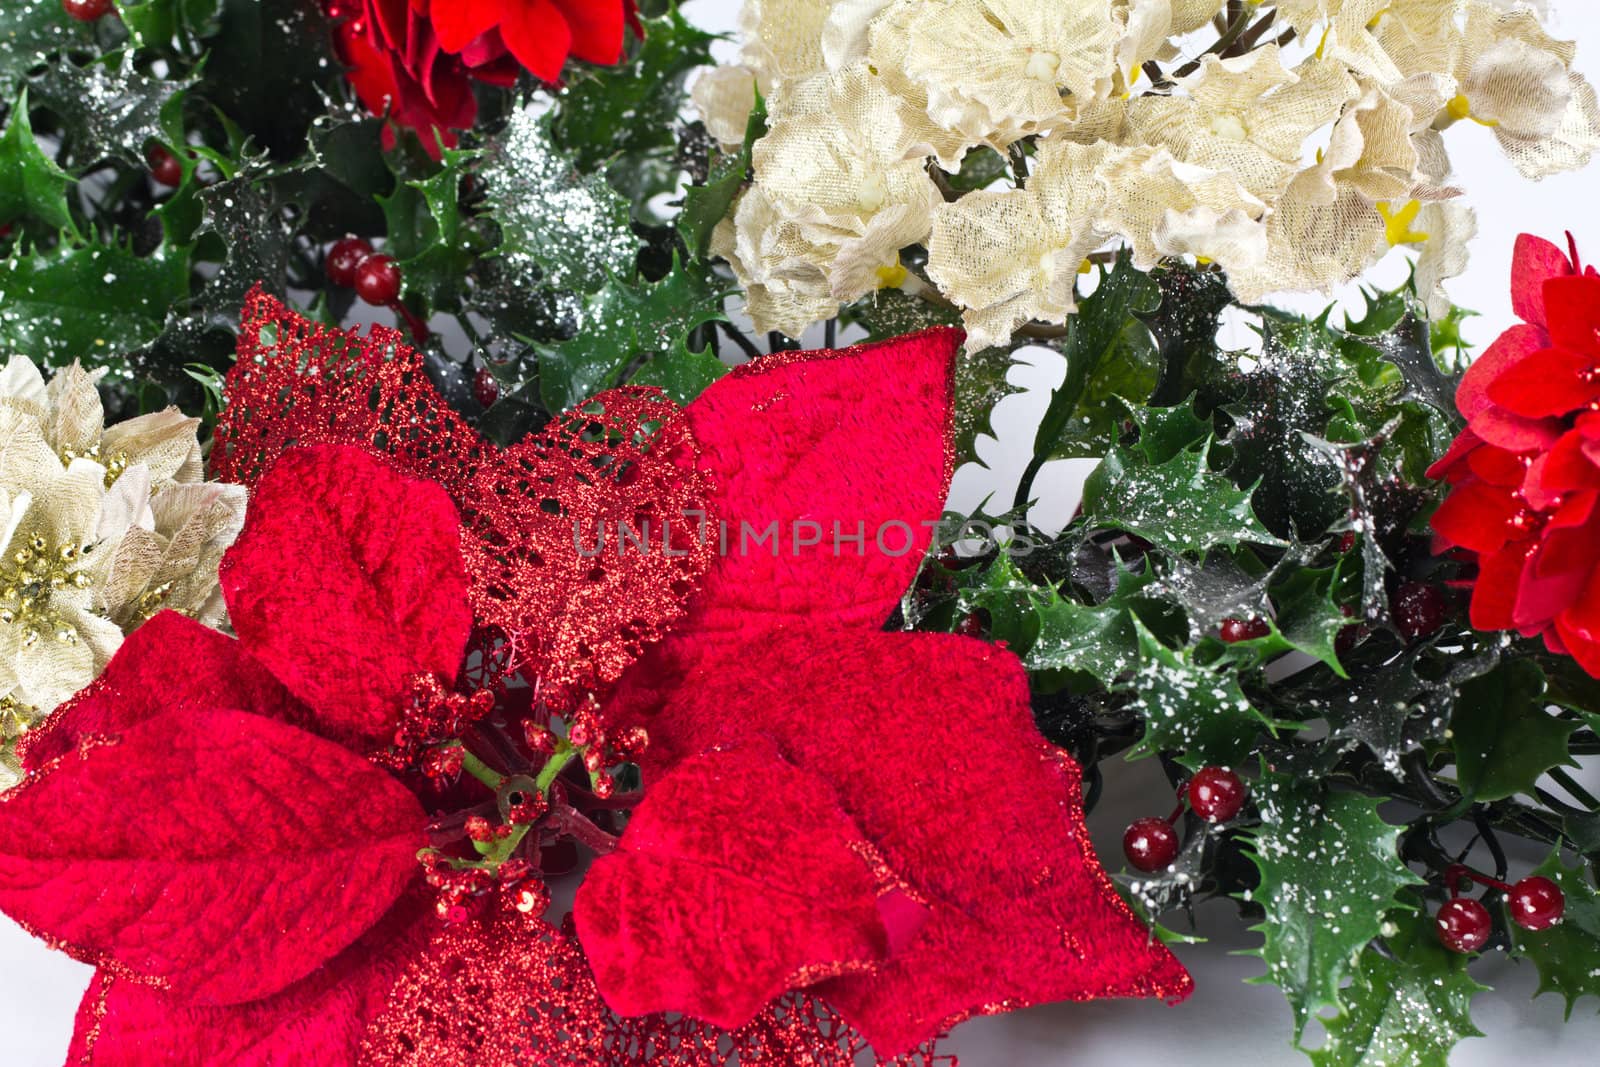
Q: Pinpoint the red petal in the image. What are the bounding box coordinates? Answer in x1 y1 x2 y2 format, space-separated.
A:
1429 480 1520 554
500 0 573 81
1555 614 1600 677
553 0 626 64
1470 544 1527 631
431 0 502 54
1424 429 1482 482
18 611 308 772
1511 233 1575 329
1530 431 1600 499
605 628 1189 1054
1484 345 1600 419
576 742 894 1028
1464 444 1528 488
1541 275 1600 358
680 329 962 638
66 899 431 1066
0 709 424 1005
221 445 472 751
1459 324 1545 419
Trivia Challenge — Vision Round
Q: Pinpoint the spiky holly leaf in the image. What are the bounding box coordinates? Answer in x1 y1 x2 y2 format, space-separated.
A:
0 239 189 365
1127 394 1211 464
679 92 765 259
196 175 293 315
1082 439 1286 557
29 54 192 169
114 0 222 51
1240 773 1423 1036
1511 850 1600 1016
1123 617 1272 767
1267 564 1351 677
0 90 73 231
960 554 1155 685
1140 265 1232 407
377 147 479 310
482 107 636 294
1146 550 1278 643
627 343 727 403
553 8 716 171
1018 253 1160 488
0 0 94 92
949 342 1020 465
534 255 727 411
1309 909 1486 1067
1451 659 1576 803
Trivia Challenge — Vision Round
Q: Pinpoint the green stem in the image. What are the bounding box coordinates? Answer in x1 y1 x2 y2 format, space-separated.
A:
458 747 505 790
535 742 579 793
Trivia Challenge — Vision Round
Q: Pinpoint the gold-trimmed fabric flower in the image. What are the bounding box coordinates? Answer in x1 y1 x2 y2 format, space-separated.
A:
0 356 246 783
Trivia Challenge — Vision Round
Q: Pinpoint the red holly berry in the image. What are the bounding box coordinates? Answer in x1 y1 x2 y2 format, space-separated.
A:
473 368 500 408
1123 817 1180 872
1337 532 1357 553
354 253 402 305
954 613 984 637
1187 766 1247 823
62 0 114 21
144 143 183 187
1509 875 1565 931
1436 896 1492 953
326 236 374 288
1393 581 1446 641
1219 617 1270 643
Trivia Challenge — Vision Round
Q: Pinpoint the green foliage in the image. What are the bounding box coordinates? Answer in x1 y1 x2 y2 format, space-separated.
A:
1240 774 1424 1036
0 0 95 92
1451 660 1577 803
377 147 479 310
0 240 189 365
1511 850 1600 1015
0 91 74 232
1309 909 1486 1067
1082 437 1286 557
29 53 191 168
1124 617 1273 767
678 92 765 259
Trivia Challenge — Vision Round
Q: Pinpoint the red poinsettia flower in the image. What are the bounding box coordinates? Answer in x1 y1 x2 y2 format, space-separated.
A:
1430 233 1600 675
325 0 636 153
0 294 1188 1065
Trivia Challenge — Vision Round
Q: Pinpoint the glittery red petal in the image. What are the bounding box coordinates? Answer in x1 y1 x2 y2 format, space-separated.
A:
17 611 309 772
362 898 951 1067
576 741 897 1027
1510 232 1576 329
0 709 424 1006
65 897 432 1067
221 444 474 752
604 629 1191 1054
678 329 963 638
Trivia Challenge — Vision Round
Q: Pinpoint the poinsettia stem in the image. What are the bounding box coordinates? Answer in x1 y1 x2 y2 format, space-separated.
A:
549 803 620 856
458 748 506 790
534 743 579 793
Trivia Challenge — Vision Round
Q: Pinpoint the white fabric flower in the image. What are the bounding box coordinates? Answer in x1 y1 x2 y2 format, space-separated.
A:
690 65 759 151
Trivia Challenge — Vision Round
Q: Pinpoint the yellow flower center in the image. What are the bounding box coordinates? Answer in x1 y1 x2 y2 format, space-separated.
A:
1024 51 1061 81
1377 200 1430 247
60 443 131 487
875 261 909 289
1445 93 1498 127
0 534 96 648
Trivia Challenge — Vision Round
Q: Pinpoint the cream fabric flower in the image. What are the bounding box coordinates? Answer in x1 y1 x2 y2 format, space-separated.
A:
1414 199 1478 318
712 189 843 339
894 0 1120 146
690 65 759 151
1126 48 1358 198
927 141 1122 349
1095 146 1268 272
737 0 832 91
0 357 247 783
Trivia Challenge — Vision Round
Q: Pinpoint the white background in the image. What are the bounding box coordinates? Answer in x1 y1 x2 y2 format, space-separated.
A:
7 2 1600 1064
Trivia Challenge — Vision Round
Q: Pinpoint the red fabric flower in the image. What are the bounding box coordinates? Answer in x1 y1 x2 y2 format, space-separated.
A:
0 297 1188 1064
1430 233 1600 675
326 0 635 152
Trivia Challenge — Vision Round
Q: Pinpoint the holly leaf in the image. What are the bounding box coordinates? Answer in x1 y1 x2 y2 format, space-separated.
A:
1127 394 1211 464
0 707 424 1005
1451 659 1576 803
1019 253 1160 488
552 8 715 171
377 146 478 310
482 107 637 294
534 255 727 411
1511 849 1600 1016
28 52 192 168
628 343 728 403
1309 908 1486 1067
679 92 765 259
204 0 337 158
196 174 294 314
0 0 94 92
114 0 223 51
1123 617 1273 767
1082 439 1286 557
1269 564 1351 677
0 239 190 365
960 554 1154 686
1239 772 1423 1036
0 89 74 231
